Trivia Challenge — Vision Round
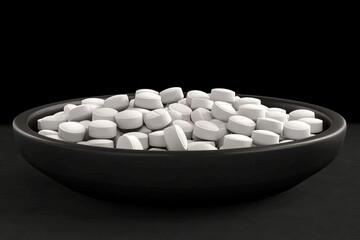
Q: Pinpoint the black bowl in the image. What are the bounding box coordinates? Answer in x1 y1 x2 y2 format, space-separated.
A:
13 95 346 204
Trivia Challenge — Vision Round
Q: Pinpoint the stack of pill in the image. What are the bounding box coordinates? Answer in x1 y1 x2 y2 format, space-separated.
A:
37 88 324 151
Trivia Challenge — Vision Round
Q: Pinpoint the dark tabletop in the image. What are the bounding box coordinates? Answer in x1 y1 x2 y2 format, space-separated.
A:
1 124 359 240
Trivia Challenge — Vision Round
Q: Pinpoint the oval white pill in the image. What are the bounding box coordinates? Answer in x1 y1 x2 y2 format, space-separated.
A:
191 108 212 123
124 132 149 149
256 117 284 135
104 94 129 111
211 101 236 122
115 110 143 130
283 120 311 140
160 87 184 104
134 93 163 110
191 98 214 110
38 129 58 136
168 103 192 122
265 111 288 122
116 135 143 150
188 142 217 151
92 108 118 122
135 89 159 96
298 118 323 133
233 97 261 111
81 98 104 107
88 120 117 139
289 109 315 121
227 115 256 136
68 105 93 121
186 90 210 106
58 122 86 142
251 130 280 145
87 139 114 148
163 125 188 151
173 120 194 139
193 120 220 141
144 109 172 130
237 104 266 121
222 134 253 149
149 130 167 148
210 88 235 103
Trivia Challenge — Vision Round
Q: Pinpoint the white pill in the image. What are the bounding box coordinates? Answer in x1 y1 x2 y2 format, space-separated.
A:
210 88 235 103
136 125 152 134
173 120 194 139
186 90 210 106
251 130 280 145
104 94 129 111
38 129 58 136
129 99 135 108
237 104 266 121
68 105 92 121
256 117 284 135
134 92 163 110
77 141 89 145
37 115 66 131
47 134 63 140
280 139 294 144
116 135 143 150
177 98 188 106
81 98 104 107
167 108 183 122
191 108 212 123
160 87 184 104
227 115 256 136
211 101 236 122
289 109 315 121
193 120 220 141
222 134 253 149
265 111 288 122
130 108 150 116
168 103 192 122
115 110 143 130
92 108 118 122
233 97 261 110
86 139 114 148
298 118 323 133
283 121 311 140
211 119 228 140
135 89 159 96
89 120 117 139
79 120 91 140
63 104 77 120
114 129 124 145
144 109 172 130
267 107 286 114
148 148 167 151
188 142 217 151
124 132 149 149
53 111 67 121
192 141 216 146
58 122 86 142
149 130 167 148
191 98 214 110
163 125 188 151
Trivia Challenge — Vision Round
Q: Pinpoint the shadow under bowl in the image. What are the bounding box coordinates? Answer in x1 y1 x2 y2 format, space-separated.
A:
13 94 346 205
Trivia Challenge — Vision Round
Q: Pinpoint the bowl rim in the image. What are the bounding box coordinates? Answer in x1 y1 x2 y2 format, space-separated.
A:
13 94 347 154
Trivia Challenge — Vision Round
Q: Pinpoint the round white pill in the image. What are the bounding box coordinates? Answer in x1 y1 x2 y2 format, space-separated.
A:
251 130 280 145
130 108 150 116
124 132 149 149
227 115 256 136
144 109 172 130
193 120 220 141
135 89 159 96
116 135 143 150
115 110 143 130
58 122 86 142
283 121 311 140
37 115 65 131
191 108 212 123
256 117 284 135
167 108 183 122
265 111 288 122
222 134 253 149
188 142 217 151
149 130 167 148
191 98 214 110
289 109 315 121
136 125 152 134
186 90 210 106
68 105 93 121
163 125 188 151
88 120 117 139
38 129 58 136
87 139 114 148
92 108 118 122
298 118 323 133
168 103 192 122
211 119 228 140
53 111 67 121
103 94 129 111
160 87 184 104
81 98 104 107
233 97 261 110
134 93 163 110
267 107 286 113
237 104 266 121
173 120 194 139
210 88 235 103
211 101 236 122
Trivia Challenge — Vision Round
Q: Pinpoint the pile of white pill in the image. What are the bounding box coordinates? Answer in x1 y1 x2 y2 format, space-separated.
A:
37 88 324 151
